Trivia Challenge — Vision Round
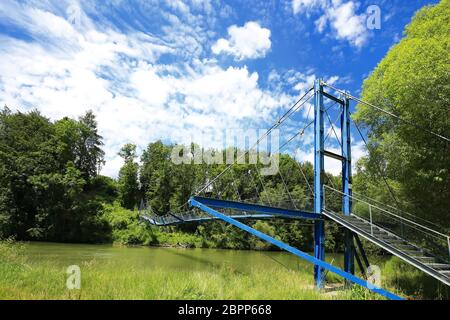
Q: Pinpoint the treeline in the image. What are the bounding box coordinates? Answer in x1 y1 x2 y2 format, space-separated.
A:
0 108 115 243
1 1 448 249
114 140 346 251
353 0 450 229
0 107 345 251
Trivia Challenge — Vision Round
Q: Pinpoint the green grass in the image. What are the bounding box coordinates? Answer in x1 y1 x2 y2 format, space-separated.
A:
0 240 390 300
1 240 447 300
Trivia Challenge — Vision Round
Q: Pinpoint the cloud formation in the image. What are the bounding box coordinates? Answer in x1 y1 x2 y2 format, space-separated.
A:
0 1 299 177
0 0 352 177
212 21 271 60
293 0 369 48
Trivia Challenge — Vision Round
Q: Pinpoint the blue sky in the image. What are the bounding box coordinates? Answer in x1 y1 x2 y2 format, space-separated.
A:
0 0 439 177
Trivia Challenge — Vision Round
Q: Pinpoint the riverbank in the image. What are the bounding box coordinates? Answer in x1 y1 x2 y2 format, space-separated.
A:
1 241 448 300
0 240 382 300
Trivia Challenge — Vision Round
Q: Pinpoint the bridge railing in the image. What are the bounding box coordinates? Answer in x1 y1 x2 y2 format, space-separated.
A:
324 186 450 263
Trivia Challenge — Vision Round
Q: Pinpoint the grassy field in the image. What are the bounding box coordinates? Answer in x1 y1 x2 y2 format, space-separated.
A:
0 241 447 300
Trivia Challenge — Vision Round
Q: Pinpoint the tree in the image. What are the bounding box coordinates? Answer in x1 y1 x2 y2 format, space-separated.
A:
353 0 450 227
0 108 111 242
77 110 105 180
118 144 139 210
140 141 174 215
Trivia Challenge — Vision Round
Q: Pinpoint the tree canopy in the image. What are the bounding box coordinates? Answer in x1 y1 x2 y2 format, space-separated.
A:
353 0 450 228
0 108 112 242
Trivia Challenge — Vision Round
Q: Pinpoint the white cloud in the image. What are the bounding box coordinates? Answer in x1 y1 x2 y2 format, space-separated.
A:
0 0 347 179
0 2 297 178
293 0 369 48
130 65 172 105
292 0 325 15
323 1 368 48
212 21 271 60
294 74 316 92
315 14 328 32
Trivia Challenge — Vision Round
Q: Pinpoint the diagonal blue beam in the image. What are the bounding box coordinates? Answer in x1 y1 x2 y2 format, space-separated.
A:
189 197 404 300
192 196 319 220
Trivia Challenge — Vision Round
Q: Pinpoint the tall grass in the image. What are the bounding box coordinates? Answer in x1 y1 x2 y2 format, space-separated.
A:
382 258 450 300
1 241 446 300
0 240 388 300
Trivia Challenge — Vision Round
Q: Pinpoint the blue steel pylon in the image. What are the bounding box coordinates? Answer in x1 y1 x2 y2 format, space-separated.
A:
313 80 355 288
313 79 326 287
342 94 355 277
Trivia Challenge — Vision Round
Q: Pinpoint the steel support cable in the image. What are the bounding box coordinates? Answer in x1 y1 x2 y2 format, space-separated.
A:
169 89 313 212
278 98 337 153
247 169 264 205
350 115 401 208
195 89 314 195
254 163 273 206
324 111 342 144
277 101 339 154
324 106 343 148
351 190 444 231
229 168 243 202
324 185 450 239
198 90 314 206
321 81 450 143
351 116 448 231
325 110 347 159
279 105 315 206
199 92 314 198
276 101 339 197
278 169 298 210
270 107 315 201
277 102 315 152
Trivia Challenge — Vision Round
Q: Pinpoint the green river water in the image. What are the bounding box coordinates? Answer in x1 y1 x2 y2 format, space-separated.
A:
22 242 347 273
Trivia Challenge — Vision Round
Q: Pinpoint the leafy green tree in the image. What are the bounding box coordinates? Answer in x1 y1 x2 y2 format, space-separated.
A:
0 108 111 242
0 109 56 238
77 110 105 180
118 144 139 210
140 141 174 215
353 0 450 227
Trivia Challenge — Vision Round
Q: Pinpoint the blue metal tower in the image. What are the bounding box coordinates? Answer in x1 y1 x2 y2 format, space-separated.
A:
313 79 326 287
342 94 355 276
313 80 355 286
144 79 434 299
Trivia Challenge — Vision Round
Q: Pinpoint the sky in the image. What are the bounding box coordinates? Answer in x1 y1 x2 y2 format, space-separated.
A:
0 0 439 177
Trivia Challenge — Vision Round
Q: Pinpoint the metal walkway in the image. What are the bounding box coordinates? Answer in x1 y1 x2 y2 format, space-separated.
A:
188 197 403 300
142 212 274 226
139 80 450 299
323 210 450 286
141 197 319 226
322 185 450 287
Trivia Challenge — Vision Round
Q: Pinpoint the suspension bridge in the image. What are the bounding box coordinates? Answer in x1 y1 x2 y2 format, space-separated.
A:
140 79 450 300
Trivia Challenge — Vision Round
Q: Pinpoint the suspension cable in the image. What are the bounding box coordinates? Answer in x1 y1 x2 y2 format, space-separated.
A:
195 88 314 195
278 169 298 209
321 81 450 143
350 115 401 208
324 105 342 148
325 185 450 239
254 163 273 206
351 189 445 231
324 111 341 143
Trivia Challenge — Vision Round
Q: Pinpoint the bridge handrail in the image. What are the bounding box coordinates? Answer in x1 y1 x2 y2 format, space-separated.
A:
323 185 450 242
351 190 445 232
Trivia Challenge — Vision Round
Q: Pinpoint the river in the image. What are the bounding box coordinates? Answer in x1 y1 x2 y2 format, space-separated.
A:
23 242 348 273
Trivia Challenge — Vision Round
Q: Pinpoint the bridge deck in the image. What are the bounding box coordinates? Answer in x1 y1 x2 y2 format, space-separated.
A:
143 196 449 298
322 210 450 286
142 213 275 226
